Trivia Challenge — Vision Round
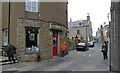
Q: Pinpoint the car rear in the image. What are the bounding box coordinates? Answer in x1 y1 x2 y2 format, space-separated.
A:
76 43 87 51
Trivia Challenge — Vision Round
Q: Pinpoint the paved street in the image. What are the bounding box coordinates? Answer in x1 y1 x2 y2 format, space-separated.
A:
1 43 109 72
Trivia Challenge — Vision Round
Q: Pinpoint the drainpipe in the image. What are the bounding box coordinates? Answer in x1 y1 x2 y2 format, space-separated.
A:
8 0 10 44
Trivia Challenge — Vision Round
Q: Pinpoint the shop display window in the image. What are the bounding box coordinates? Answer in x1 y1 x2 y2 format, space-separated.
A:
25 28 39 52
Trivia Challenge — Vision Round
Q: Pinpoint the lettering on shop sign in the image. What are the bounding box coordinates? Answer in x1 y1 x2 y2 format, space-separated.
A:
52 25 62 29
50 23 62 30
26 20 39 24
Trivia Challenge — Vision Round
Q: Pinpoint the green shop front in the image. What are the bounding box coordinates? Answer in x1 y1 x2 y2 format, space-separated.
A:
17 19 67 62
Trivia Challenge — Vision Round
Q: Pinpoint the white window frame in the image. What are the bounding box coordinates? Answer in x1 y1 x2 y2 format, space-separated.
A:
3 29 8 46
26 0 38 12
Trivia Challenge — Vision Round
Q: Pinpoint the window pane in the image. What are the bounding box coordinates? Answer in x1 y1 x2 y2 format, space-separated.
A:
26 0 32 11
32 2 37 7
32 7 36 12
32 2 38 12
27 1 31 6
26 6 31 11
3 30 8 45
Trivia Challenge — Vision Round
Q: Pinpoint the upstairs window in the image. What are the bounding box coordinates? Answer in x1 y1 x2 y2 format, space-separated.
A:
77 30 80 34
26 0 38 12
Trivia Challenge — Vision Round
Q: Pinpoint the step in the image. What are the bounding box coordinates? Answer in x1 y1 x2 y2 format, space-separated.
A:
0 56 18 66
0 60 18 66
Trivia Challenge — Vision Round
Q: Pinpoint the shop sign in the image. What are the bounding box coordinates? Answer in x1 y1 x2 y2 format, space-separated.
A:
50 23 62 30
26 20 39 24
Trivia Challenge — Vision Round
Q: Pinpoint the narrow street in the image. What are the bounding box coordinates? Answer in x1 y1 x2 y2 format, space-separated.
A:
2 43 109 72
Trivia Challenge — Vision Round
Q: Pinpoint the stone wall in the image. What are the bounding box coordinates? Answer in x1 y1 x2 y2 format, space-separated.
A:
2 2 68 48
68 41 76 51
110 2 120 72
16 19 67 62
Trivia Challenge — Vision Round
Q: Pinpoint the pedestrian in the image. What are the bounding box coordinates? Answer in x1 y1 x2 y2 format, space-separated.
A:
101 41 108 60
61 42 67 60
6 43 16 64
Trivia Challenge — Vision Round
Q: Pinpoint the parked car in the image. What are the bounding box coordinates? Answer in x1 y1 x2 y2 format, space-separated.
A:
76 43 89 51
88 41 94 47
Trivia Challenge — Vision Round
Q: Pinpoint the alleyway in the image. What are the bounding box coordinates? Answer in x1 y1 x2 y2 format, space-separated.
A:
2 43 109 72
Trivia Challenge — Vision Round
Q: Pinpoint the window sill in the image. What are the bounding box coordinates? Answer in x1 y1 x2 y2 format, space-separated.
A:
24 51 40 54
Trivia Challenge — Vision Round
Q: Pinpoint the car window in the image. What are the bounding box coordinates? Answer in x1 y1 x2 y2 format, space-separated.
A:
78 43 85 45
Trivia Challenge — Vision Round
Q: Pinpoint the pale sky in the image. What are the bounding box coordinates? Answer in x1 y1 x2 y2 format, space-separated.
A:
68 0 111 36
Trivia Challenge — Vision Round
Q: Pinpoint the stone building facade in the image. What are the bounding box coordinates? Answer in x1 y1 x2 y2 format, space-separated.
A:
68 15 92 41
110 1 120 73
2 1 68 61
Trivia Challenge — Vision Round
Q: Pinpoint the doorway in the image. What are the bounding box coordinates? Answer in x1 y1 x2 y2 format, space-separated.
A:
53 31 58 56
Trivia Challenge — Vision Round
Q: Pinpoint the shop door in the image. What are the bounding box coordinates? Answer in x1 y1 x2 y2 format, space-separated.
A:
53 31 58 56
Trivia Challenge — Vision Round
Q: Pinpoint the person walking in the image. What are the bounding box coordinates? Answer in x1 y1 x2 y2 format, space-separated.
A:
101 41 108 60
61 42 67 59
6 43 16 64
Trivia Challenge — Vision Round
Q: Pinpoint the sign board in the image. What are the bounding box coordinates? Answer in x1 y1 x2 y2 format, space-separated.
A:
26 20 39 24
50 23 62 30
29 33 35 41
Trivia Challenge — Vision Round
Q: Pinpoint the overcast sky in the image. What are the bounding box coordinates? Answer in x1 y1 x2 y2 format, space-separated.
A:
68 0 111 36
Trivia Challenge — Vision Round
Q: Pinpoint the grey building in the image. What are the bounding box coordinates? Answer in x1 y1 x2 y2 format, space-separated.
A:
110 1 120 73
2 1 68 62
68 15 92 41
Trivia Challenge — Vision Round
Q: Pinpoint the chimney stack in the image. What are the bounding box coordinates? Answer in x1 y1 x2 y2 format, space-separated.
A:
87 13 90 21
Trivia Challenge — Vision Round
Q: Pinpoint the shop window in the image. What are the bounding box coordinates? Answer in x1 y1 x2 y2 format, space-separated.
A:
26 0 38 12
25 28 39 52
3 29 8 46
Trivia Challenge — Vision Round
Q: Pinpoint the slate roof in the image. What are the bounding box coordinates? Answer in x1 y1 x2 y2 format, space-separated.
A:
68 20 89 28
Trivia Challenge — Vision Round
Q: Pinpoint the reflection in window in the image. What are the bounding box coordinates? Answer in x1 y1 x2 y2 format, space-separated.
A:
3 30 8 46
53 37 57 46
